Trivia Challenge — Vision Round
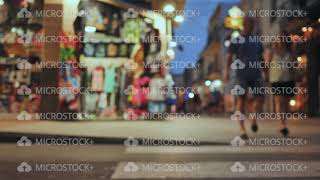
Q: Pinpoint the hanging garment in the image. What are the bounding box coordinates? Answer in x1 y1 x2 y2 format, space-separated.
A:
98 92 107 109
91 66 104 92
85 93 99 113
104 66 116 93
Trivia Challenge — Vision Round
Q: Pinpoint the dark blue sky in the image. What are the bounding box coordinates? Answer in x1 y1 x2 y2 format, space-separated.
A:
171 0 238 75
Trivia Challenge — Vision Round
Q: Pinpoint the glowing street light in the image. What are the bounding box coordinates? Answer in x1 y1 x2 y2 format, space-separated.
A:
163 4 175 13
302 27 307 32
290 99 296 107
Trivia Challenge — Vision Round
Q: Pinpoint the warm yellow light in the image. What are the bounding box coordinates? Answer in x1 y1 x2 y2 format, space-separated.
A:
297 57 302 62
302 27 307 32
290 99 296 106
308 27 313 32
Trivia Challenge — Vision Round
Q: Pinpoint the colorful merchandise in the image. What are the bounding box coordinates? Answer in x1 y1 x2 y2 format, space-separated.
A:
91 66 104 92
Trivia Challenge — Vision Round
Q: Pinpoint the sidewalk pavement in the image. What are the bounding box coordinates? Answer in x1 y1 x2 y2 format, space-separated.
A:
0 113 319 145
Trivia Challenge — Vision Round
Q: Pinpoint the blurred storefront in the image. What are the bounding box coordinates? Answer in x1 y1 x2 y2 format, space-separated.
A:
0 0 180 120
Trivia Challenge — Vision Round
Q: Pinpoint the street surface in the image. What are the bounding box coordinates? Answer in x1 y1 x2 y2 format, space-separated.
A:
0 115 320 179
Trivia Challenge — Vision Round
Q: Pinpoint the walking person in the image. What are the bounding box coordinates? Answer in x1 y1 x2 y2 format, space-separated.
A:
224 17 264 140
266 31 295 137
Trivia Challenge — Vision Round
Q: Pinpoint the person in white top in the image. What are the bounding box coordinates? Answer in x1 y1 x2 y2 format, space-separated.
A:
266 32 295 137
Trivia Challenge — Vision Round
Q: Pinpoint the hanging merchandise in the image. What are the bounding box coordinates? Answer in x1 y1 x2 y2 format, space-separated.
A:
85 93 99 113
103 65 116 111
59 63 81 112
95 43 106 57
84 43 95 57
91 66 104 92
104 65 116 93
118 43 128 57
86 6 105 31
106 43 118 57
109 13 120 36
121 18 147 43
59 32 78 62
98 92 107 110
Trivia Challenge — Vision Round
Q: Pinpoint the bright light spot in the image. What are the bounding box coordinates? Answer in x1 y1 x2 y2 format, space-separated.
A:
167 49 175 58
302 27 307 32
174 15 184 23
11 27 17 32
290 99 296 106
231 19 240 26
297 57 302 62
0 0 4 5
319 18 320 23
163 4 175 13
212 80 222 88
169 41 177 48
231 31 240 39
85 26 96 33
188 92 195 99
224 40 231 47
205 80 211 86
228 6 244 18
308 27 313 32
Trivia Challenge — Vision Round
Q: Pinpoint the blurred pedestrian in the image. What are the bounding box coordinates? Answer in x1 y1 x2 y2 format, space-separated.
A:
267 31 295 137
224 17 264 139
148 72 166 118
